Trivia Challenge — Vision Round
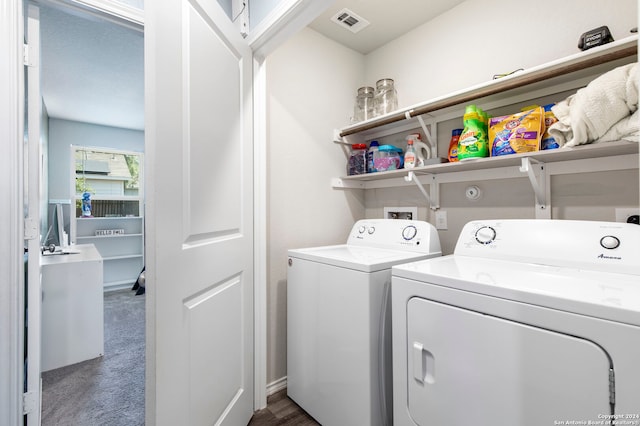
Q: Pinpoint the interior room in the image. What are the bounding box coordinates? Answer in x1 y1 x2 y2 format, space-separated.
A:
2 0 638 425
265 1 639 424
35 2 145 424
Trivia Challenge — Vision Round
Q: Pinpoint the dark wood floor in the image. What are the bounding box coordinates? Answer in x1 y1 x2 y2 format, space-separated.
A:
249 389 320 426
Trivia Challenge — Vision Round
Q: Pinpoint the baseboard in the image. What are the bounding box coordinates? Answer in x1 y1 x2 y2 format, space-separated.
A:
266 376 287 396
103 282 135 293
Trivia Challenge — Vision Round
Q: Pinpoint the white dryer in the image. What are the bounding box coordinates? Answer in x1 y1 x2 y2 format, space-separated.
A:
287 219 442 426
392 219 640 426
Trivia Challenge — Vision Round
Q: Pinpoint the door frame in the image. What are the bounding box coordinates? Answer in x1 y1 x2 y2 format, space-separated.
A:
0 0 334 422
0 0 26 424
247 0 334 408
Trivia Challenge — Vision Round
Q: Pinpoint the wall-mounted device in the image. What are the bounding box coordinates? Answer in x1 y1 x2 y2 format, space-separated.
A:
578 26 614 51
465 185 482 201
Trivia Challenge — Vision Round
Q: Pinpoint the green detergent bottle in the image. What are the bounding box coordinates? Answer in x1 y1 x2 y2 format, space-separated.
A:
457 105 489 161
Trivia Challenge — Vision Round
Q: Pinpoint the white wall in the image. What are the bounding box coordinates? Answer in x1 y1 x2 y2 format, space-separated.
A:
266 0 639 386
48 118 144 202
362 0 639 253
266 27 365 383
364 0 639 108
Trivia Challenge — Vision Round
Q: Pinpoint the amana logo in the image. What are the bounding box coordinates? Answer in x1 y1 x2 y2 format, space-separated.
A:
598 254 622 260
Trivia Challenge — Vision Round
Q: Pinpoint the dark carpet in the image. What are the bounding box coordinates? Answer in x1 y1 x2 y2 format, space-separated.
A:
41 289 145 426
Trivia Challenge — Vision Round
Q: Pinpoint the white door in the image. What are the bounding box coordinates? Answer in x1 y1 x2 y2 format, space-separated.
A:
406 298 612 426
145 0 254 424
25 5 42 425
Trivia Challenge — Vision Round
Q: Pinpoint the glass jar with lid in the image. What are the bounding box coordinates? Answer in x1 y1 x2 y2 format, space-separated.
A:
353 86 375 122
374 78 398 117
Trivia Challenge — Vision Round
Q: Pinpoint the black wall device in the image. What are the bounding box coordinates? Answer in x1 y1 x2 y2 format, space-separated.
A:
578 26 614 51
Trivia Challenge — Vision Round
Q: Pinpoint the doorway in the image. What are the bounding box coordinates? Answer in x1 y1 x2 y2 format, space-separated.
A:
36 3 145 424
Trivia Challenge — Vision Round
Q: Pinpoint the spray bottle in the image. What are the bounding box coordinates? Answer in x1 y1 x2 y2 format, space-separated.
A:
404 134 418 168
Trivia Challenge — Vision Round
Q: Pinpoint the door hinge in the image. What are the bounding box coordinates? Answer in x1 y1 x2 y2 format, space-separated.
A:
24 217 38 240
23 44 32 67
609 368 616 405
22 391 36 415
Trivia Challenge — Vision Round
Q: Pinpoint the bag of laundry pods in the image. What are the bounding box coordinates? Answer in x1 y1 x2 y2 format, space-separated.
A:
489 106 545 156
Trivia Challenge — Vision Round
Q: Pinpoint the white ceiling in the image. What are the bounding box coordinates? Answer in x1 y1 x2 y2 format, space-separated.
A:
39 4 144 130
309 0 465 54
38 1 463 131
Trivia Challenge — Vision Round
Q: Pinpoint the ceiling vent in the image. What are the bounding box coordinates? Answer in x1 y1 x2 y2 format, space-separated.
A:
330 8 370 34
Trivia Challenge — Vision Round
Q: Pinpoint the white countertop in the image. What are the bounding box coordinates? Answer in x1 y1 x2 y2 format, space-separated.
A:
40 244 102 265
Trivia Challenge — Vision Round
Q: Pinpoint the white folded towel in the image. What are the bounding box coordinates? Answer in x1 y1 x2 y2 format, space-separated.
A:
598 109 639 143
548 62 638 147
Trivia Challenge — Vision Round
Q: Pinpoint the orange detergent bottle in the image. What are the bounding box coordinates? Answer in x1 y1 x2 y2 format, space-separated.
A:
447 128 463 162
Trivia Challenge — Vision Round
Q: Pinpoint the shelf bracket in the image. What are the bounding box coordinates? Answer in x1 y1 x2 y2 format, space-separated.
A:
416 115 437 158
331 177 366 189
404 172 439 210
333 128 354 146
519 157 548 214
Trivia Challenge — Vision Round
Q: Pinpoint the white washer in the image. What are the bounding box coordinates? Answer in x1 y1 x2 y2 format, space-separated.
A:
287 219 442 426
392 219 640 426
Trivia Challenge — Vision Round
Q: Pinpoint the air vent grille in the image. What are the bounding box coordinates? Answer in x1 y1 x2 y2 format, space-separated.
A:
330 8 370 34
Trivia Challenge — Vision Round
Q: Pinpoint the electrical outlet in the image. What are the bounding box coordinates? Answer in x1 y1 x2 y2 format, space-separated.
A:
615 208 640 223
435 210 448 230
384 207 418 220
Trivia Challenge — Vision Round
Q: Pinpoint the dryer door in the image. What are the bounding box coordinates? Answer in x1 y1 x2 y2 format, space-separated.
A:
406 297 612 426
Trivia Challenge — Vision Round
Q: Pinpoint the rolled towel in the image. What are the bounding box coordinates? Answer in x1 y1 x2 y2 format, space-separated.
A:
549 62 638 147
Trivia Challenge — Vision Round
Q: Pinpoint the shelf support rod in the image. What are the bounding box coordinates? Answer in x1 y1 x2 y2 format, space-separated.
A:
404 172 439 210
519 157 548 212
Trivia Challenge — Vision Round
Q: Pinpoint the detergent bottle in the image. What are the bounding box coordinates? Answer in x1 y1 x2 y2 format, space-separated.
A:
541 104 560 150
367 140 379 172
447 128 463 162
457 105 489 161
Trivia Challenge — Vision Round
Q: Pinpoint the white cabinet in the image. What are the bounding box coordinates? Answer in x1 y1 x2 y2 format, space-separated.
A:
333 37 639 219
41 244 104 371
75 216 144 290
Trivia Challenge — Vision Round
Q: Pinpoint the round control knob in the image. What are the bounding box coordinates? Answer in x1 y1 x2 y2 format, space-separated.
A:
368 226 376 235
358 225 366 234
402 225 417 241
475 226 496 245
600 235 620 250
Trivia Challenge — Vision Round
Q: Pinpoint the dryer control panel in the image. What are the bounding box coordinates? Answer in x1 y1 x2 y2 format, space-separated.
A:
455 219 640 275
347 219 442 254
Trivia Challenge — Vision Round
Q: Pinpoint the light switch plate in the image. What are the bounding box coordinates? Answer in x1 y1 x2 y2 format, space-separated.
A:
435 210 448 230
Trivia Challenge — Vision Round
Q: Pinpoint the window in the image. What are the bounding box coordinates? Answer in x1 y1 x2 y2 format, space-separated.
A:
73 146 143 218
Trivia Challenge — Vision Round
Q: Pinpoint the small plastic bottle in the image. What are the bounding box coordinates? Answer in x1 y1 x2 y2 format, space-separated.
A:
347 143 367 175
82 192 92 217
367 141 379 173
404 136 417 169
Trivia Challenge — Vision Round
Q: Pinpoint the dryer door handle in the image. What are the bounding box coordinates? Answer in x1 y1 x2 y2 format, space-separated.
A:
413 342 436 385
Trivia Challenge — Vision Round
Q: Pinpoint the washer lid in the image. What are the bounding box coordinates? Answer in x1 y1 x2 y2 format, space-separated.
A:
288 244 437 272
393 255 640 327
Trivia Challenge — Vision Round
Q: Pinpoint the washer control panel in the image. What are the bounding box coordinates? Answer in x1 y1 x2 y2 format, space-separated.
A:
348 219 442 254
455 219 640 275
